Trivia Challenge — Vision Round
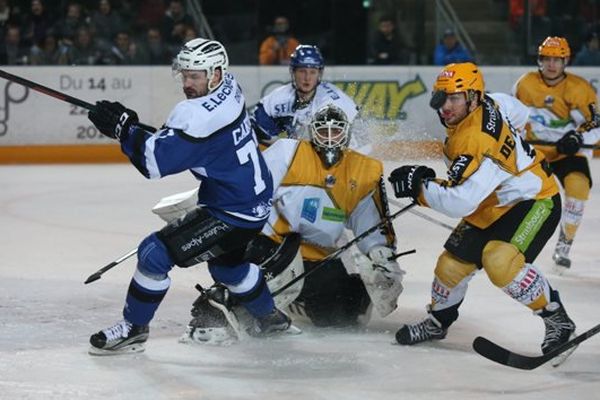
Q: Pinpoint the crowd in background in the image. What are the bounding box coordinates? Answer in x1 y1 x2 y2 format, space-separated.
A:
0 0 193 65
1 0 599 66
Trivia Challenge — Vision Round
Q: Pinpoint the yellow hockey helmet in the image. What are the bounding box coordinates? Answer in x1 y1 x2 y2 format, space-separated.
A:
430 62 484 109
538 36 571 58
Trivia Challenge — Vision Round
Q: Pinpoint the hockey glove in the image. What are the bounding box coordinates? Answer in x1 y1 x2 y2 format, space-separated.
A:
556 130 583 156
388 165 436 200
88 100 139 140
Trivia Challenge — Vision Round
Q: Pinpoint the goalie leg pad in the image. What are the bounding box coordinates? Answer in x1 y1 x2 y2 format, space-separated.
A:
245 234 305 309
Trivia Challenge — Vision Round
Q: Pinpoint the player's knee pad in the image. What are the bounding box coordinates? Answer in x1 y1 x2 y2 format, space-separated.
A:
481 240 525 288
563 172 590 201
434 251 477 288
431 251 476 310
137 233 174 277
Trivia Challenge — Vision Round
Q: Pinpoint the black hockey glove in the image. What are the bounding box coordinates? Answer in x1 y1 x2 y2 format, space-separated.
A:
88 100 139 140
555 130 583 156
388 165 436 200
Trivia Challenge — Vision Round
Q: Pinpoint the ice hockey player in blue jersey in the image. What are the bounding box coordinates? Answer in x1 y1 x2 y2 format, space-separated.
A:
86 38 292 355
252 44 359 145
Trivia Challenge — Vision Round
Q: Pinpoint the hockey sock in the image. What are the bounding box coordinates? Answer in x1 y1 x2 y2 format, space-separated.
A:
123 269 170 326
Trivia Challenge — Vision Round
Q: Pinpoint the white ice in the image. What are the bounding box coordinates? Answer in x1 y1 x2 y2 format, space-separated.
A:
1 159 599 400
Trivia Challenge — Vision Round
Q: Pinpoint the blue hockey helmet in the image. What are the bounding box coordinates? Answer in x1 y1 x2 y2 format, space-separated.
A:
289 45 324 70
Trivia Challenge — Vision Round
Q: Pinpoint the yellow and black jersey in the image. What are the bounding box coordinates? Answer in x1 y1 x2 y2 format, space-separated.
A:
419 95 559 229
513 71 600 161
262 139 395 261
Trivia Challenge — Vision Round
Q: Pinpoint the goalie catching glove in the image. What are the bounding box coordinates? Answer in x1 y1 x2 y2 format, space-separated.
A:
354 245 405 318
88 100 139 140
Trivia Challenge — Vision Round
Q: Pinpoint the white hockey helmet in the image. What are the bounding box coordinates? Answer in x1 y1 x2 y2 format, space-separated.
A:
310 104 351 168
173 38 229 93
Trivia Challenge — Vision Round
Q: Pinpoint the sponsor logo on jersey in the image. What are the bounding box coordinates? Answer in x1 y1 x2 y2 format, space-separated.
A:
447 154 473 184
321 207 345 223
481 96 502 139
543 95 554 107
301 198 320 223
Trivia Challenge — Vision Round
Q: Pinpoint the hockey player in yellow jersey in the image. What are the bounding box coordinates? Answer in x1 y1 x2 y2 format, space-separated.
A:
513 36 600 270
388 62 576 364
256 104 404 326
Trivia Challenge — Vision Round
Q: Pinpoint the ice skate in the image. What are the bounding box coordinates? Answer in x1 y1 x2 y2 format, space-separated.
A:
396 311 447 345
552 229 572 273
179 284 240 346
535 301 577 367
89 319 149 355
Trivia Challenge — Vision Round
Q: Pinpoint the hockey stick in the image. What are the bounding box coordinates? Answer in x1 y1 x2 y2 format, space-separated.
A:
472 322 600 370
272 202 417 297
389 198 454 231
526 140 600 150
0 69 156 132
84 248 137 284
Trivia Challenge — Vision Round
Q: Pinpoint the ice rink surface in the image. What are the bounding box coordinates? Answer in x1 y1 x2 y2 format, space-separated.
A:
1 158 599 400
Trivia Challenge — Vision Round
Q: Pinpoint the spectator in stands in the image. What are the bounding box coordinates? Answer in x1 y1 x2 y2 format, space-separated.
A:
30 32 61 65
368 15 408 65
89 0 124 51
57 25 103 65
0 24 29 64
54 2 85 47
573 31 600 65
104 30 147 65
0 0 21 43
259 15 299 65
433 28 473 65
144 27 171 65
161 0 194 46
22 0 55 48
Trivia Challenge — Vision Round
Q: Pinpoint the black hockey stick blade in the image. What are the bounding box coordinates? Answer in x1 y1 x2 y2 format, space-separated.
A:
0 69 156 132
473 322 600 370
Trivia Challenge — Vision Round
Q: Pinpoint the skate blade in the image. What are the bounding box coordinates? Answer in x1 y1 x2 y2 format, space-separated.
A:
88 343 146 356
551 334 578 368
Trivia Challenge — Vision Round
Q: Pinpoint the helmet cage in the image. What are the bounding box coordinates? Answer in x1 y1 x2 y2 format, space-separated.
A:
310 105 350 168
173 38 229 93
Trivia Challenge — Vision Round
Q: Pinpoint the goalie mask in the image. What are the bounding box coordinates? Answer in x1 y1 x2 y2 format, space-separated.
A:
310 105 350 168
173 38 229 93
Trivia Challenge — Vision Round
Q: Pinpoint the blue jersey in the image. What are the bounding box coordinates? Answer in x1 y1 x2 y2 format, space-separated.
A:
120 73 273 229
